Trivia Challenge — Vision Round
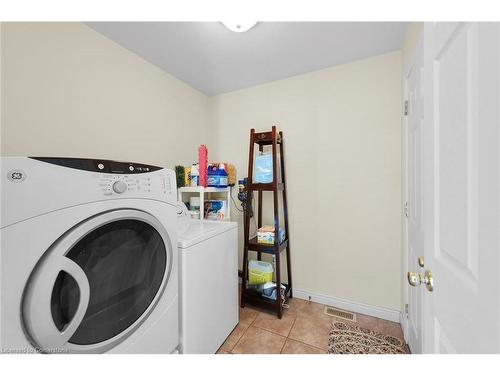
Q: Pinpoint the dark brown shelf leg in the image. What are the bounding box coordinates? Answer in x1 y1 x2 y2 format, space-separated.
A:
257 149 263 262
272 126 283 319
242 129 256 308
275 250 283 319
279 131 292 299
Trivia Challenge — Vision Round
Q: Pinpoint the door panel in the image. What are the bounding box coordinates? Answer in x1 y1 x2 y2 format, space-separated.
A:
423 22 500 353
431 22 479 353
436 24 479 278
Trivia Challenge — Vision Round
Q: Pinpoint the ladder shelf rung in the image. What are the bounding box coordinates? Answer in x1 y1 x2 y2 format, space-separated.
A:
243 283 291 309
247 182 284 191
252 132 282 146
247 237 288 254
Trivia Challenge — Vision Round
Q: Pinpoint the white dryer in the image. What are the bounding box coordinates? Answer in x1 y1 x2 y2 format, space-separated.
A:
0 157 178 354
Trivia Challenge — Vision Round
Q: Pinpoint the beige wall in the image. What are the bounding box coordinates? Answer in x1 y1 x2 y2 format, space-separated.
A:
1 23 210 168
401 23 424 69
210 51 403 311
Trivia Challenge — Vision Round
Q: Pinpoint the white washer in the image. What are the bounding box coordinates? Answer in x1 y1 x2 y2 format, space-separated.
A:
177 206 238 354
0 157 179 354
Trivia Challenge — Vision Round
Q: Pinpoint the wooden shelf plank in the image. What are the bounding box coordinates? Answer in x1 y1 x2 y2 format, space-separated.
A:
247 237 288 254
247 182 284 191
243 283 291 312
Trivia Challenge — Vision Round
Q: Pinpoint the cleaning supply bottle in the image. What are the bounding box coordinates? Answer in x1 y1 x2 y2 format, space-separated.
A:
207 163 228 188
218 163 228 188
207 165 218 187
190 163 199 187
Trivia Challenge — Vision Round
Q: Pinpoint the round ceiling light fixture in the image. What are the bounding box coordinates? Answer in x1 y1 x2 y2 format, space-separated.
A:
221 21 258 33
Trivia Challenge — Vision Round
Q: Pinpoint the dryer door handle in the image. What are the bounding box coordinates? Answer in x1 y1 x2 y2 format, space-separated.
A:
22 256 90 351
57 257 90 342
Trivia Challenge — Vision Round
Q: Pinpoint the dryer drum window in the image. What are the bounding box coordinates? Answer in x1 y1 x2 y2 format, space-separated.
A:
51 219 167 345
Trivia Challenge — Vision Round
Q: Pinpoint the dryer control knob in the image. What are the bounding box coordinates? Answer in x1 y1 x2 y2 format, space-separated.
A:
112 181 127 194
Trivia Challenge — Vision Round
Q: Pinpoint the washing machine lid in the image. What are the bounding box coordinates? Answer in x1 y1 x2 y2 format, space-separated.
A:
177 220 237 249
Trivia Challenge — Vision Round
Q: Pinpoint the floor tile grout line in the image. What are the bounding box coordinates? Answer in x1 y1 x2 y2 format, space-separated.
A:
278 312 296 355
287 314 298 339
250 311 298 339
229 322 253 353
229 326 249 354
250 323 291 339
288 334 328 352
279 337 287 354
231 324 287 354
288 315 331 352
230 307 267 353
285 337 326 353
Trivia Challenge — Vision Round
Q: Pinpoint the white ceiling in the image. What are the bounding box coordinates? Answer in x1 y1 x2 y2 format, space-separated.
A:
87 22 407 96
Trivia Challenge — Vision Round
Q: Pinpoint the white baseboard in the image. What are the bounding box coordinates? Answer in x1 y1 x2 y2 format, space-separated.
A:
293 288 401 323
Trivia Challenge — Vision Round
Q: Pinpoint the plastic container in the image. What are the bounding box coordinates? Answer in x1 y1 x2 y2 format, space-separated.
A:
218 164 228 187
254 153 273 183
189 196 200 211
248 260 273 285
207 164 228 188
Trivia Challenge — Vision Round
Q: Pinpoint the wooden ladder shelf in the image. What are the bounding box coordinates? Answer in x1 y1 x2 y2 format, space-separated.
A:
241 125 292 319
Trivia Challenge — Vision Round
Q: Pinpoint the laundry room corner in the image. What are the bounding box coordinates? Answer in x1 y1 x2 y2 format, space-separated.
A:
209 51 404 315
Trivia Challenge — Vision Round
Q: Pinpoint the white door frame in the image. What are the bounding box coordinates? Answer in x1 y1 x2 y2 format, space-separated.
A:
402 34 424 350
402 66 410 344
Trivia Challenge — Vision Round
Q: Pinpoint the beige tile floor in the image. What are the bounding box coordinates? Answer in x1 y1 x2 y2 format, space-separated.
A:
217 297 405 354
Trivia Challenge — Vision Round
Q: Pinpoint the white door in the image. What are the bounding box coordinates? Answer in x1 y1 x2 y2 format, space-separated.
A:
404 35 424 354
421 22 500 353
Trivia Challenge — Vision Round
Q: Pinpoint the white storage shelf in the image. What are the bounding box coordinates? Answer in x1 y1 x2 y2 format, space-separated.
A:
177 186 231 221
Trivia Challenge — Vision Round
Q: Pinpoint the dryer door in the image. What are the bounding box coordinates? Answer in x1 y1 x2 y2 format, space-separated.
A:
22 209 172 353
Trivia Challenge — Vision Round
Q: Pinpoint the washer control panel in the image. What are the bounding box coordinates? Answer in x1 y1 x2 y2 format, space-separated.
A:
30 157 162 174
112 180 128 194
98 173 173 198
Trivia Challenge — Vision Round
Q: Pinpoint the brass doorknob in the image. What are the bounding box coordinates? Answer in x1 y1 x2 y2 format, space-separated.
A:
423 270 434 292
407 270 434 292
407 271 422 286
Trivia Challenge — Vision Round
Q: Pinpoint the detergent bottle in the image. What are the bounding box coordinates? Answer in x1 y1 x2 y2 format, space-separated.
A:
218 163 228 188
207 163 228 188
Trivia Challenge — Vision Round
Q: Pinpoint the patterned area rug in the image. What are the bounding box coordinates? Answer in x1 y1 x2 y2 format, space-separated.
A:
328 321 410 354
